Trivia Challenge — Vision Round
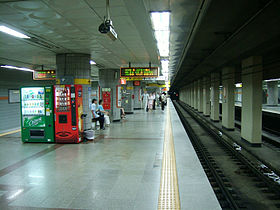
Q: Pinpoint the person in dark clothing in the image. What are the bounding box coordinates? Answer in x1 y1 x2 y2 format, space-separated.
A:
152 92 156 110
91 99 105 130
161 92 167 111
97 100 108 130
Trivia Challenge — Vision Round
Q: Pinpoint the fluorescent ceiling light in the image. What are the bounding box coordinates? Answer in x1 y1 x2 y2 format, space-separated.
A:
150 12 170 57
264 78 280 82
151 12 170 30
90 60 96 65
235 83 242 87
0 25 30 39
1 65 34 72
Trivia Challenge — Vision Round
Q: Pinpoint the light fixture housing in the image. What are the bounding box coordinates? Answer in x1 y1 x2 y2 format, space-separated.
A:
0 25 30 39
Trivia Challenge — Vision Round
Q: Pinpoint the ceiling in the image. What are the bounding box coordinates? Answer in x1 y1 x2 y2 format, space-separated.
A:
171 0 280 90
0 0 201 80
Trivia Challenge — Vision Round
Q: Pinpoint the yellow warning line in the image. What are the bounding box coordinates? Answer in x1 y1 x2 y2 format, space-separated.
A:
158 102 181 210
0 129 21 137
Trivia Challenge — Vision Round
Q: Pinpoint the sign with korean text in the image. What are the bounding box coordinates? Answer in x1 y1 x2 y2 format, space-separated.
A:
33 70 56 80
120 67 158 77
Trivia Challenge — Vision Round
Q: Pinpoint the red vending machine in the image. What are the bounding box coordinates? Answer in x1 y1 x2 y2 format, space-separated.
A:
54 85 83 143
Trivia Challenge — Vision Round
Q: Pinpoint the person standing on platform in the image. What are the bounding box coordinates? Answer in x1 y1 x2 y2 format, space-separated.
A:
142 90 149 112
91 99 100 129
148 93 154 112
156 92 160 107
161 92 167 111
152 92 156 110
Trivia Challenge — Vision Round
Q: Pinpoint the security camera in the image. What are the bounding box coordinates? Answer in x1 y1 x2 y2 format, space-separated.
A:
98 19 118 41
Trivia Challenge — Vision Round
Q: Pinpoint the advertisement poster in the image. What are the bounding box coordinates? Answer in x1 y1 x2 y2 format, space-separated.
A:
23 116 45 127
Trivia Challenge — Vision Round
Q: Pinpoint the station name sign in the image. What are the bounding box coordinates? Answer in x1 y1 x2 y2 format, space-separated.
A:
33 70 56 80
120 67 158 77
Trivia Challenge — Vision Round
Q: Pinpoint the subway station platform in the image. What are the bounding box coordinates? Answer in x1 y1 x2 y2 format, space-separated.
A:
0 101 221 210
235 102 280 114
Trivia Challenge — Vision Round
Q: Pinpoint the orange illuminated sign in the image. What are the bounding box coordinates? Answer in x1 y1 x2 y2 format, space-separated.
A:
120 79 126 85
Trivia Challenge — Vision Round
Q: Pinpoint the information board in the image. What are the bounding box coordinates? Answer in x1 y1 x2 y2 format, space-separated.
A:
33 70 56 80
120 67 158 77
8 89 20 103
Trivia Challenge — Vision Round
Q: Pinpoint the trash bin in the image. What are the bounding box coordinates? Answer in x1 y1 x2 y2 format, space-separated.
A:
83 129 94 140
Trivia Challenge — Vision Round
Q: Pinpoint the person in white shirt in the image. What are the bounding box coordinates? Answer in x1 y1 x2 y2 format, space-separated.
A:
142 91 149 112
148 93 154 111
91 99 99 119
91 99 101 129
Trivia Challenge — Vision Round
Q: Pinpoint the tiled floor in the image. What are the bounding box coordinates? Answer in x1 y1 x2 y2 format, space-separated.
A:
0 109 165 210
0 103 221 210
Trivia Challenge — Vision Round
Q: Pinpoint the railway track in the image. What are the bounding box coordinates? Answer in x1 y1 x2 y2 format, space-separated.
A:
173 101 280 210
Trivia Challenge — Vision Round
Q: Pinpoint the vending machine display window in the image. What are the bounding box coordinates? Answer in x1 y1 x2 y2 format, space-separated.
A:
55 86 71 112
21 87 45 116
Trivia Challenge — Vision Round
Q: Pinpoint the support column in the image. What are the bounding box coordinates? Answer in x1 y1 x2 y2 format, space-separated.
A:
210 73 219 121
181 88 186 104
56 53 91 130
222 67 235 130
125 81 134 113
267 81 278 106
140 82 146 109
180 88 184 103
133 85 141 109
193 81 198 110
203 76 210 116
99 69 121 121
190 84 194 108
187 87 190 105
241 56 263 146
197 79 203 112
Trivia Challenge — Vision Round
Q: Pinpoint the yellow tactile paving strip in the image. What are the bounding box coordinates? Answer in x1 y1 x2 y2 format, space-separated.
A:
158 103 181 210
0 129 21 137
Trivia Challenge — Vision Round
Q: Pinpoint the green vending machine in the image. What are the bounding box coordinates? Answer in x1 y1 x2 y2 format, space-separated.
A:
20 86 54 143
